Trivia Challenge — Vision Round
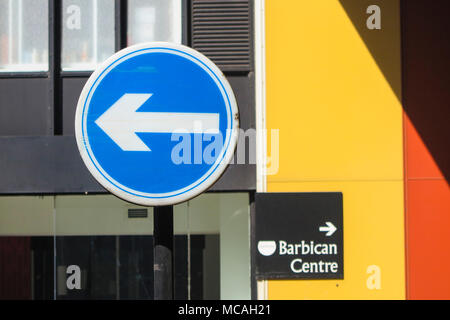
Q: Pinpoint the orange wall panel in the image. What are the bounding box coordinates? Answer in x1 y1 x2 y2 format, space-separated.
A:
406 180 450 299
402 0 450 299
404 117 444 179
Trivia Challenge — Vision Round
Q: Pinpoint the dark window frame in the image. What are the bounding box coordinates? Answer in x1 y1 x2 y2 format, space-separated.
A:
0 0 189 134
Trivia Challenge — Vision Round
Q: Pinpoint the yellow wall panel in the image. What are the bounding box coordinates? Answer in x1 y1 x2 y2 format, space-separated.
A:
266 0 403 182
265 0 405 299
267 181 405 299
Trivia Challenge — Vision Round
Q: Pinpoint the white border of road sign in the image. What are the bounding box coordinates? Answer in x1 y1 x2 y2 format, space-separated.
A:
75 42 239 206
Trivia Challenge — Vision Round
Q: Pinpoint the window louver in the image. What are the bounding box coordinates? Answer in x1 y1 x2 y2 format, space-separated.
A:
128 208 148 218
191 0 252 72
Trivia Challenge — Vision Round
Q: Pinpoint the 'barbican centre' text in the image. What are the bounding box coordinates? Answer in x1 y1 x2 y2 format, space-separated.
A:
279 241 339 274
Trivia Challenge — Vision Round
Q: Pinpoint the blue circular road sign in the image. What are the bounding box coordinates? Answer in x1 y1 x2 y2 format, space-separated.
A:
75 42 239 206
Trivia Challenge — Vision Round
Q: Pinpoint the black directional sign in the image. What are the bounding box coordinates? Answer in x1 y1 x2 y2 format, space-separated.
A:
255 192 343 279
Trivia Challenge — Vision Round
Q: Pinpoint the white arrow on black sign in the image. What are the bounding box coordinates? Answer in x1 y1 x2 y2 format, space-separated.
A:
319 222 337 236
95 93 220 151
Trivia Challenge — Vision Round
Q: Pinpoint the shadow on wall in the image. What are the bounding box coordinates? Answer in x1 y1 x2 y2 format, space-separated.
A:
339 0 450 182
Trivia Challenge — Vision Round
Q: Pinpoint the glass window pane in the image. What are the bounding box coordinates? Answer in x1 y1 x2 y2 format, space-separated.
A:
61 0 115 71
0 0 49 72
127 0 182 46
0 192 250 300
53 193 249 300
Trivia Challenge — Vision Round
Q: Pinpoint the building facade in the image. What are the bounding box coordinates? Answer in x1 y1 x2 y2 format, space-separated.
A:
0 0 449 300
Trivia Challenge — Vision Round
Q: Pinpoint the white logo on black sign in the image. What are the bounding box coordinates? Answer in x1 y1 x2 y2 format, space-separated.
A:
257 241 277 256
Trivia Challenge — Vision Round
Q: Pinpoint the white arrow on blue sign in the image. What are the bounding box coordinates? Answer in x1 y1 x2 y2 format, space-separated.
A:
75 42 239 206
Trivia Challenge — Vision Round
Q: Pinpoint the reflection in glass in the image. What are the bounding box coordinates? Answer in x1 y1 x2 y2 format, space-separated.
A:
0 0 49 72
0 193 249 300
61 0 115 71
127 0 182 46
0 196 54 300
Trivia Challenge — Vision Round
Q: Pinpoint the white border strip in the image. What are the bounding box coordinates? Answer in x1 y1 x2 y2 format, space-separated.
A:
255 0 267 193
257 279 268 300
255 0 269 301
